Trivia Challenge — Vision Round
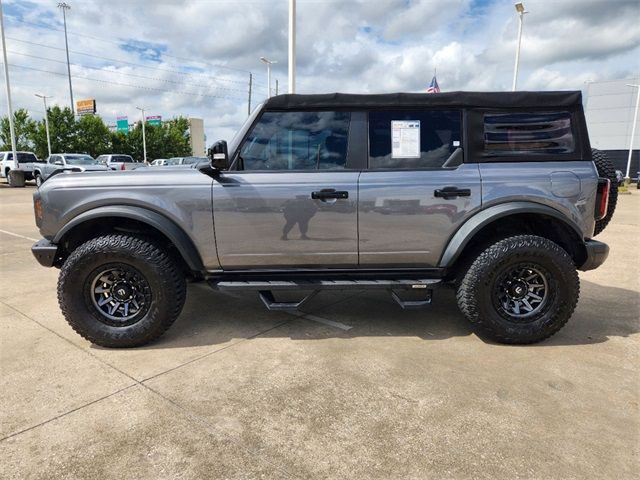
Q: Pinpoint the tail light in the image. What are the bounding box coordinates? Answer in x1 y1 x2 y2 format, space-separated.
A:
120 163 126 170
594 178 610 221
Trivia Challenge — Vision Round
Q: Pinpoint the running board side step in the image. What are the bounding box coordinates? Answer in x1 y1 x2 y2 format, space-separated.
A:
210 279 442 311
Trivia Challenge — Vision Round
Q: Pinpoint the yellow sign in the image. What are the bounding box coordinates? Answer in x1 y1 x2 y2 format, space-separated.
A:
76 99 96 115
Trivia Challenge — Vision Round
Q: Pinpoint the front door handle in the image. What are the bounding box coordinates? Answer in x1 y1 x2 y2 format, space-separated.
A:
434 187 471 199
311 189 349 200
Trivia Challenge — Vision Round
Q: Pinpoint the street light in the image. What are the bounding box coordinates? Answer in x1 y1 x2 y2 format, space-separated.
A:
136 106 147 163
288 0 296 93
35 94 52 157
57 2 74 114
260 57 277 97
624 84 640 182
512 2 528 91
0 0 18 176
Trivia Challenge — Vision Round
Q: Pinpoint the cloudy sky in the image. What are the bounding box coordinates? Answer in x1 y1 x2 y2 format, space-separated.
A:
2 0 639 145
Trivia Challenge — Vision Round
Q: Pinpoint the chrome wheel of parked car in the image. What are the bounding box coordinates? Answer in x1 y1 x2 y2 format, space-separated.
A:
90 264 151 326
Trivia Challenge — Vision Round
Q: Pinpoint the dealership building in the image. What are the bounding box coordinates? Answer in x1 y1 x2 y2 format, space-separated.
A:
584 77 639 177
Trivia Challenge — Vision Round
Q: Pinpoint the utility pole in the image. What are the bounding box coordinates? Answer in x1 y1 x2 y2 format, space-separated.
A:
624 84 640 181
0 0 18 175
136 106 147 163
35 94 53 157
288 0 296 93
512 2 527 91
248 73 252 116
58 2 74 114
275 79 279 96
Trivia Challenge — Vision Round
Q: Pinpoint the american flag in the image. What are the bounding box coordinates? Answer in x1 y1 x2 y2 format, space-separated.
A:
426 76 440 93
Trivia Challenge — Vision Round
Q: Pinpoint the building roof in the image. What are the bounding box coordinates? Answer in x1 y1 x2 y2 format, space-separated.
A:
264 91 583 110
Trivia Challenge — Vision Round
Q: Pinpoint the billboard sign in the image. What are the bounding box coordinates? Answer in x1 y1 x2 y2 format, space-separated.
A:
76 99 96 115
146 115 161 126
116 116 128 134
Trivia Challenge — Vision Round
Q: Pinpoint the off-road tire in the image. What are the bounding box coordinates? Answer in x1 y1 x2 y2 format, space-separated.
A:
58 235 186 348
456 235 579 344
592 148 617 236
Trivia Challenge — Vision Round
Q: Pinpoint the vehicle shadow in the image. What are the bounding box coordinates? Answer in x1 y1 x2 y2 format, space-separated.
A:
137 278 638 350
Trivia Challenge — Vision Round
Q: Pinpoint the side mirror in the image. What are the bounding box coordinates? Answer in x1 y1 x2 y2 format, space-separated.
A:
208 140 229 171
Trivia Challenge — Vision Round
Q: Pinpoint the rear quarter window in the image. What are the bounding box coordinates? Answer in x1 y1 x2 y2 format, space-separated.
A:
483 111 574 155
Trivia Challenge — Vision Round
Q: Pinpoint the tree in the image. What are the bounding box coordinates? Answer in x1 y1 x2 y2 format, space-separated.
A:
74 114 111 157
120 117 192 161
30 106 76 158
0 109 36 151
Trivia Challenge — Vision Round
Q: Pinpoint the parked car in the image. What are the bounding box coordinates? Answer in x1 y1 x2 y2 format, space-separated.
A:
150 159 169 166
168 156 209 166
34 153 110 186
0 151 43 186
96 154 147 171
32 91 615 348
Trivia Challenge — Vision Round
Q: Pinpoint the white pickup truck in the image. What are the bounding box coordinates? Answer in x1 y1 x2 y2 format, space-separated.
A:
0 151 43 186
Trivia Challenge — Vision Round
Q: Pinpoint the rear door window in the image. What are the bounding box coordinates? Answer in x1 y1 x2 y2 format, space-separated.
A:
368 110 462 169
483 111 574 155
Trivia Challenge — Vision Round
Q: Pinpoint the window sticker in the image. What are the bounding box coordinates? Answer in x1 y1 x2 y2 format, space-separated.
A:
391 120 420 158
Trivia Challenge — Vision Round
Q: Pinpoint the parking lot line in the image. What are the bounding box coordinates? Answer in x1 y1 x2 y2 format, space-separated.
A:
287 311 353 331
0 229 37 242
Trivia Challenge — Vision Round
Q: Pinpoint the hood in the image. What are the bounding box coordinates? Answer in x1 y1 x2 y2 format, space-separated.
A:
40 163 210 192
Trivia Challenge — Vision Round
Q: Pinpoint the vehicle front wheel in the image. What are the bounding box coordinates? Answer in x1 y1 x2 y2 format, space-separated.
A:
34 173 43 188
456 235 579 344
58 235 187 348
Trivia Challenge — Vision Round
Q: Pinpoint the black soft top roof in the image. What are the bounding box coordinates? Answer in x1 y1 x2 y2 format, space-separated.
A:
264 91 583 110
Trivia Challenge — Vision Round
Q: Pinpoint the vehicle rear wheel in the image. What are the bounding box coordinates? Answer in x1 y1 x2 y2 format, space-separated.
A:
58 235 187 347
592 149 618 236
456 235 579 344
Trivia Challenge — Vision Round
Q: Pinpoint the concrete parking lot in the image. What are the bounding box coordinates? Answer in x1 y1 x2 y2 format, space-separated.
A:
0 183 638 479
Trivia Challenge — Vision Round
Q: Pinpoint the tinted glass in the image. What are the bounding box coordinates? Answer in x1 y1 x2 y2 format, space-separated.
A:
65 155 96 165
240 111 350 171
483 111 574 154
369 110 462 169
6 152 38 162
112 155 134 163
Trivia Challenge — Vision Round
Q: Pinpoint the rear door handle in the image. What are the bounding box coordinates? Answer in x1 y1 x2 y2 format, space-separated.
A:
311 189 349 200
434 187 471 199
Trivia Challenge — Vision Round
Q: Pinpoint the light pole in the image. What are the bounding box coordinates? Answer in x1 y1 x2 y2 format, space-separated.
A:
288 0 296 93
57 2 74 114
624 84 640 182
260 57 277 97
512 2 528 91
0 0 18 172
35 94 52 157
136 106 147 163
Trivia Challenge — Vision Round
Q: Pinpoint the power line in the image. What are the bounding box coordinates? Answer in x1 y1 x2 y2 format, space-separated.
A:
8 50 256 95
1 62 248 102
5 14 258 76
5 35 268 87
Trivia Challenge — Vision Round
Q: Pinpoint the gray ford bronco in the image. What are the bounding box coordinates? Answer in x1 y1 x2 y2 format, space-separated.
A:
31 91 615 348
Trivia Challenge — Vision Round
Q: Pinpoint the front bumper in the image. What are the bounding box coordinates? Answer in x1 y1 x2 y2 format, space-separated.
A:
32 239 59 267
579 239 610 271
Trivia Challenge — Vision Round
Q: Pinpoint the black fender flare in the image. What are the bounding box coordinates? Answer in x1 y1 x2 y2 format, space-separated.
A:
53 205 205 271
438 201 585 267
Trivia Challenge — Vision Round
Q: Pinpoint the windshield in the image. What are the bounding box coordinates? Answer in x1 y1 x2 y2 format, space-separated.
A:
65 155 96 165
228 103 263 159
